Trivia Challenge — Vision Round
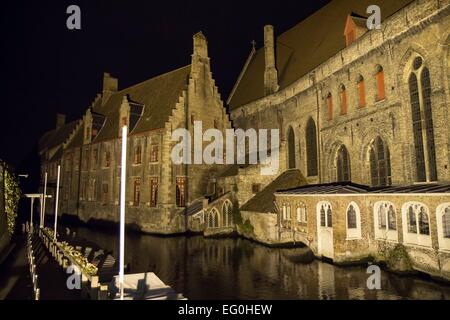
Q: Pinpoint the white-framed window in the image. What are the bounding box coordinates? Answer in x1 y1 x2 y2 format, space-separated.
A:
402 202 432 248
286 205 291 221
296 204 307 224
317 201 332 228
282 204 287 221
373 201 398 242
346 202 362 240
437 203 450 252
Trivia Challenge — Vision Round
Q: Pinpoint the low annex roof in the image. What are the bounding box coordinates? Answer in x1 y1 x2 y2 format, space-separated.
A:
276 182 450 195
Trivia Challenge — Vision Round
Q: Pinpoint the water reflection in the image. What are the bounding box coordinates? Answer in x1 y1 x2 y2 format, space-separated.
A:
69 225 450 300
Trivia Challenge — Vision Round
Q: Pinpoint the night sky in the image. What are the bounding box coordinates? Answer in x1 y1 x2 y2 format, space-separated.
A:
0 0 330 188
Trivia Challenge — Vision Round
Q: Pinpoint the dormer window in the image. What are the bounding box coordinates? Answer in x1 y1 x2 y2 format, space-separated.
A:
344 13 368 47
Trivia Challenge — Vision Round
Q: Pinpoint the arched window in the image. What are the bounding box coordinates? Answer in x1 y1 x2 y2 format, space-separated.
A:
444 207 450 239
287 126 296 169
337 145 351 182
357 75 366 107
222 200 232 227
402 202 431 247
346 202 362 239
327 206 333 228
347 205 357 229
287 205 292 221
374 202 398 242
376 65 385 101
134 145 142 164
320 205 326 227
296 204 307 224
369 137 392 186
340 85 347 115
306 118 318 177
326 93 333 120
437 204 450 252
408 57 437 182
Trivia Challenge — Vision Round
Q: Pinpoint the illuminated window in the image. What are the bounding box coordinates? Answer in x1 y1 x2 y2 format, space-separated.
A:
326 93 333 120
133 178 141 206
306 118 318 177
376 65 385 101
134 145 142 165
357 75 366 107
340 85 347 115
369 137 392 187
149 178 158 207
176 177 186 207
408 57 437 182
150 144 159 163
337 145 351 182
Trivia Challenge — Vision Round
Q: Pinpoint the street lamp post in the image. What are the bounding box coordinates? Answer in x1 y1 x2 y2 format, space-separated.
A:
119 126 128 300
53 165 61 241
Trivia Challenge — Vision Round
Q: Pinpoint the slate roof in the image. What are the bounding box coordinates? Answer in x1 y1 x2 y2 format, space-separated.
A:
38 121 79 153
228 0 414 109
241 169 308 213
276 182 450 195
92 65 191 143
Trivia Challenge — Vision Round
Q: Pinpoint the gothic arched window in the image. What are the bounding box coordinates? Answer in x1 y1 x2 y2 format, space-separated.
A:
369 137 392 186
347 205 357 229
444 207 450 239
340 85 347 115
408 57 437 182
357 75 366 107
337 145 351 182
326 93 333 121
287 126 296 169
376 65 385 101
306 118 318 177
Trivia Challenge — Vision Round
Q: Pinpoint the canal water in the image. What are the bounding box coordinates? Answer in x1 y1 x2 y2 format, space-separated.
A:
68 224 450 300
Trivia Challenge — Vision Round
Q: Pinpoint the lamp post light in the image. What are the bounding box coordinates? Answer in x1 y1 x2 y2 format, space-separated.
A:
53 165 61 241
119 126 128 300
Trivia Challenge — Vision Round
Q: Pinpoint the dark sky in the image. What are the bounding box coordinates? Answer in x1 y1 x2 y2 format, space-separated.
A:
0 0 330 173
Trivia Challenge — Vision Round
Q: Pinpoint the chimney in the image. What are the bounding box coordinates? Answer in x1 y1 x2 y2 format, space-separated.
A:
102 72 118 105
56 113 66 129
264 25 279 95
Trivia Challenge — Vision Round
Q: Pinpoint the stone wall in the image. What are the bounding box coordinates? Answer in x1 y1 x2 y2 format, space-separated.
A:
230 0 450 186
275 193 450 281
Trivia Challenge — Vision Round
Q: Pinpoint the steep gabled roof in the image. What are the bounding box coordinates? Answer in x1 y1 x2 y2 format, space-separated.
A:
38 120 79 153
93 65 191 142
228 0 414 109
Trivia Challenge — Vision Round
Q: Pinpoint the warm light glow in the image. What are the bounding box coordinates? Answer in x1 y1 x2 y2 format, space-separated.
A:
53 165 61 241
119 126 127 300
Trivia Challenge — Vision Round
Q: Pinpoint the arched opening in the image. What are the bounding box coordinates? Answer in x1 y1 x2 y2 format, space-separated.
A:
306 118 318 177
437 204 450 252
336 145 351 182
287 126 296 169
402 202 431 247
376 65 385 101
373 201 398 242
346 202 362 240
339 85 347 115
369 137 392 186
408 57 437 182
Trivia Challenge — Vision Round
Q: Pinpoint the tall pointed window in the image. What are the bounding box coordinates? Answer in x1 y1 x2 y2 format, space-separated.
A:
357 75 366 107
287 126 296 169
340 85 347 115
306 118 318 177
376 65 385 101
176 177 186 207
337 145 351 182
408 57 437 182
133 178 141 206
444 207 450 239
149 178 158 207
326 93 333 120
134 145 142 165
369 137 392 186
